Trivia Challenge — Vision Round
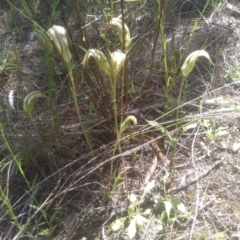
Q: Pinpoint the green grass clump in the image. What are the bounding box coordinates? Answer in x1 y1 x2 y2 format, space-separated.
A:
0 0 220 238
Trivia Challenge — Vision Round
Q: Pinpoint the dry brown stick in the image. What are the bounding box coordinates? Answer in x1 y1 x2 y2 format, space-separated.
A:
167 158 225 194
145 154 158 184
143 137 167 183
150 138 167 164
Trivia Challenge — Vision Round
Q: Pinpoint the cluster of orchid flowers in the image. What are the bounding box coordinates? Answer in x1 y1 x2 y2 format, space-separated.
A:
23 17 213 141
24 18 137 140
41 18 131 77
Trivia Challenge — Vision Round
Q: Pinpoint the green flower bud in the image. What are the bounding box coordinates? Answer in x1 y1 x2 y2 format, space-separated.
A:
82 49 111 75
35 29 53 52
181 50 213 77
48 25 72 63
110 18 131 48
110 50 126 77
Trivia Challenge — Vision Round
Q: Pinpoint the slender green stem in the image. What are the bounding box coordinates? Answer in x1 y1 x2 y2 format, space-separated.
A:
176 76 186 121
110 75 121 178
0 185 20 228
67 64 93 151
0 122 31 189
29 114 44 147
110 76 128 194
120 0 128 102
112 76 119 154
140 0 164 92
108 0 114 16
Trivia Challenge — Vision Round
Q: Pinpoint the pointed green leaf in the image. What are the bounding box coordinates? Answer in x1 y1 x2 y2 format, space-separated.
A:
109 218 125 232
164 201 172 218
23 91 48 115
161 211 166 221
128 218 137 239
146 120 166 132
128 203 135 215
154 195 165 204
210 230 228 239
182 123 197 132
171 198 187 213
146 120 160 127
136 214 148 230
181 50 213 77
128 193 138 203
171 198 181 207
177 202 187 213
143 208 151 216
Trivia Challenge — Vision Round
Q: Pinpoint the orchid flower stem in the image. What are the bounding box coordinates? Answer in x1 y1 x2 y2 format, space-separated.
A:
110 75 121 176
111 75 129 193
67 63 93 151
112 76 119 154
28 114 44 147
176 76 186 121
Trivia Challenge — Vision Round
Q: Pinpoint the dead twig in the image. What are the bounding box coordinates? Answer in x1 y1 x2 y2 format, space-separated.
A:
167 158 225 194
